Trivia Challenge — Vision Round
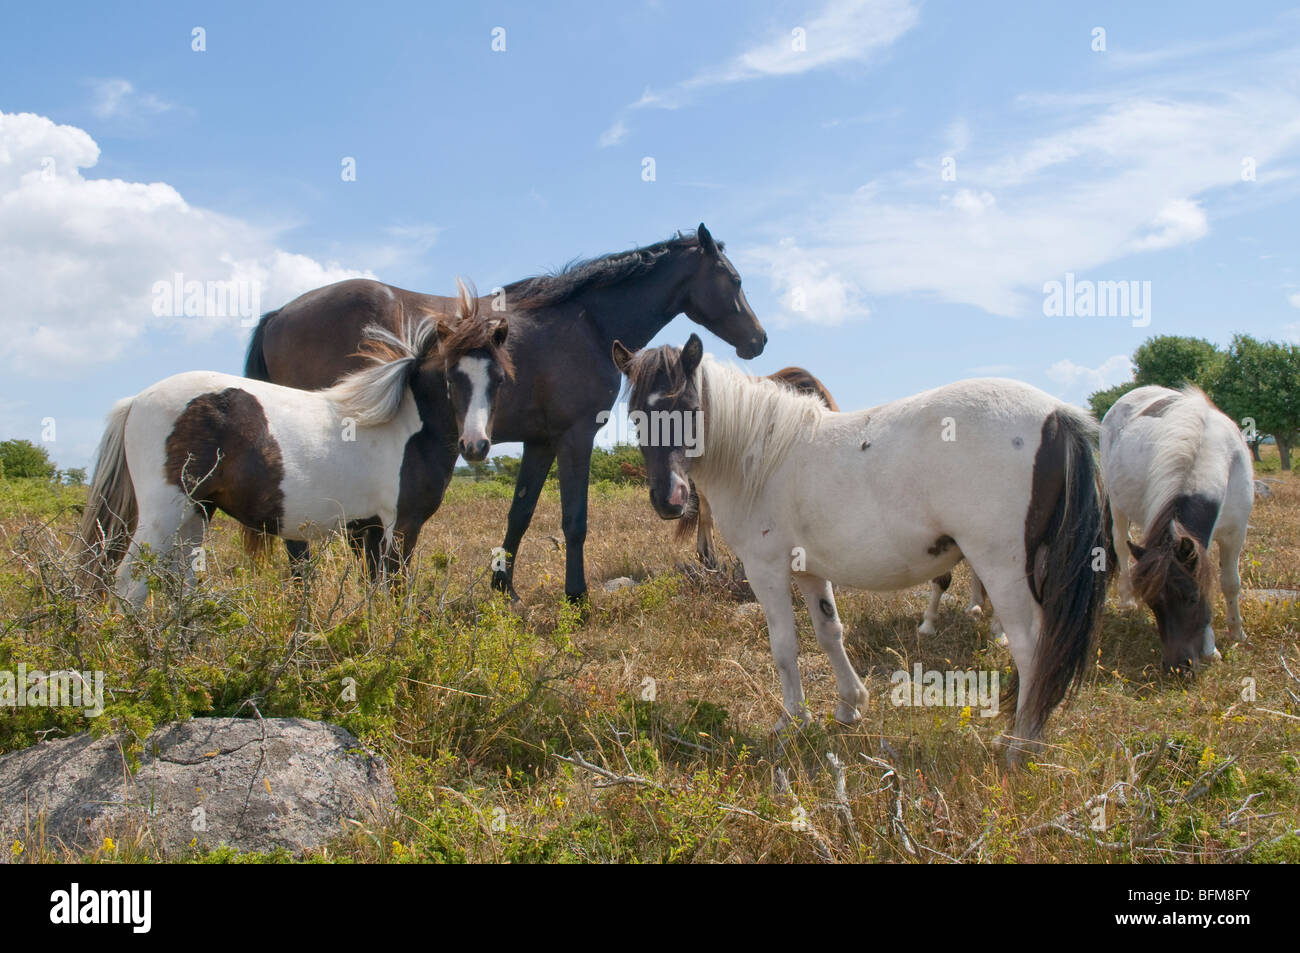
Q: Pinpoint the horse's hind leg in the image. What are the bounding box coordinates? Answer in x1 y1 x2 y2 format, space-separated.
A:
795 574 868 724
972 565 1046 765
918 573 951 636
967 569 1007 644
115 489 192 606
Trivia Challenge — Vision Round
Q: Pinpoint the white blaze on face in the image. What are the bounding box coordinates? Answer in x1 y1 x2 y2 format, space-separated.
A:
457 355 492 445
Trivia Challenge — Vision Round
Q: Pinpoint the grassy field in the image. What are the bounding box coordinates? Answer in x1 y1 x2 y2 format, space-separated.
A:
1 451 1298 864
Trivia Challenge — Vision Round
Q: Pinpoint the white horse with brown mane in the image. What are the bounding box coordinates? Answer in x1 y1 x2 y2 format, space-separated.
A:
1101 384 1253 670
615 334 1108 763
79 281 511 604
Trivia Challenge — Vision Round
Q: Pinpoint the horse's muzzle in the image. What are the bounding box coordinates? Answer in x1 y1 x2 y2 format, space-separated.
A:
736 331 767 360
460 438 491 462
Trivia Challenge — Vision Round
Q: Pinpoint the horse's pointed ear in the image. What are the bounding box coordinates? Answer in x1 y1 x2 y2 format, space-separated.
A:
1176 536 1197 566
612 340 635 375
697 223 718 257
1128 541 1146 562
491 319 509 348
681 333 703 376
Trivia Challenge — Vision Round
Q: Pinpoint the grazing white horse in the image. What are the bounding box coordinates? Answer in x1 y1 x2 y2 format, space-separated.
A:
80 281 511 604
615 334 1109 763
1100 385 1253 670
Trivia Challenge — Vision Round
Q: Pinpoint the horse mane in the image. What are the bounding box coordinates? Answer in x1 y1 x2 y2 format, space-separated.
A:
436 280 515 379
321 280 513 426
504 232 718 312
1130 499 1217 605
692 356 827 515
1140 385 1215 519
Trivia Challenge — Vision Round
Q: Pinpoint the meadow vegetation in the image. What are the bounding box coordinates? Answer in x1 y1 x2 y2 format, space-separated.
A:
1 449 1297 863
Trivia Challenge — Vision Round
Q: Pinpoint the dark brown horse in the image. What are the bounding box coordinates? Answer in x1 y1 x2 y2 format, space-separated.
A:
684 367 838 570
245 225 767 600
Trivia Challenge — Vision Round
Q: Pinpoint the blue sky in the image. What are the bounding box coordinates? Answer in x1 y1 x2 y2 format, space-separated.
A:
2 0 1299 468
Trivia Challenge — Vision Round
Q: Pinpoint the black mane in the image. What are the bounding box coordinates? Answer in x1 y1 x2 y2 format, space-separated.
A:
504 232 722 312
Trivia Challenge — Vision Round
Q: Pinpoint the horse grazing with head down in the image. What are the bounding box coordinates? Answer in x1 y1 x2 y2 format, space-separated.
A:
1101 385 1253 671
79 280 511 603
615 334 1109 764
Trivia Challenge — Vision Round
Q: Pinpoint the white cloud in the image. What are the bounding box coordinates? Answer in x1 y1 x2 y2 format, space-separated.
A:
741 238 869 325
0 111 371 371
606 0 919 138
597 118 628 148
1045 354 1133 403
1287 292 1300 308
88 78 173 121
749 63 1300 320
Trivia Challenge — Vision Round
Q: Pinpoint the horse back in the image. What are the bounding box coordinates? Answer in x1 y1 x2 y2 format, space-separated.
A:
260 279 452 390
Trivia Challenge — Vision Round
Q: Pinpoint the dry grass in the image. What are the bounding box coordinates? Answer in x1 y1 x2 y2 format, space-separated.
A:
1 452 1297 864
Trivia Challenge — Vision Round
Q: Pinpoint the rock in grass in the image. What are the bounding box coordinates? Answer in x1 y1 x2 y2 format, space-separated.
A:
0 717 393 860
602 576 636 592
1254 480 1274 500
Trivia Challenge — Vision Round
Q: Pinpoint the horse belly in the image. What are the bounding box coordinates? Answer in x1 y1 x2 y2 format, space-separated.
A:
270 417 406 540
798 505 965 591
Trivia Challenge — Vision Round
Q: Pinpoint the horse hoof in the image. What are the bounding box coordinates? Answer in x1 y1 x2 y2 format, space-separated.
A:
774 710 813 734
834 702 862 725
917 620 937 636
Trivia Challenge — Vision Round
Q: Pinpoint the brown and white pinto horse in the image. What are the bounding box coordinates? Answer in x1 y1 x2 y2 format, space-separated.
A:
79 281 511 603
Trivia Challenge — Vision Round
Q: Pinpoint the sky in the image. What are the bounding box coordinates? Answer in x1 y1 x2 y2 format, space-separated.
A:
2 0 1299 469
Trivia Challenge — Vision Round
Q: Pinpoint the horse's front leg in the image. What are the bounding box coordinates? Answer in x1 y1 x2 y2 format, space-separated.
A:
1217 529 1247 646
556 427 596 604
795 574 868 723
748 565 809 731
492 440 557 601
694 489 719 571
1111 505 1138 607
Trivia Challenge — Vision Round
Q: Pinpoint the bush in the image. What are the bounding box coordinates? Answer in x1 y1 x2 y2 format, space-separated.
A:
0 439 57 481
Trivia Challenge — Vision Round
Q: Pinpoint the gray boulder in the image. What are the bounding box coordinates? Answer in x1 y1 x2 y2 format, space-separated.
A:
0 717 394 859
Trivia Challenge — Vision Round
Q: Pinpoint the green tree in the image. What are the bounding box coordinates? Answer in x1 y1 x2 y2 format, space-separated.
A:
1132 335 1224 389
0 439 57 481
1088 381 1138 421
1211 334 1300 470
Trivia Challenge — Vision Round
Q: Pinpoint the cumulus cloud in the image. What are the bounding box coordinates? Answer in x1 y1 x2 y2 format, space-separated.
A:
1045 354 1134 403
740 238 869 325
0 111 372 371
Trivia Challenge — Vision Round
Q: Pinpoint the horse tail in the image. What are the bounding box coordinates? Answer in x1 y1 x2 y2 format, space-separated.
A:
77 398 137 587
1007 407 1108 736
243 309 279 381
